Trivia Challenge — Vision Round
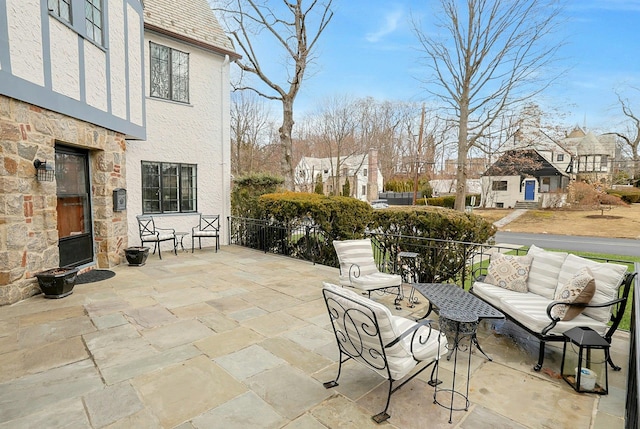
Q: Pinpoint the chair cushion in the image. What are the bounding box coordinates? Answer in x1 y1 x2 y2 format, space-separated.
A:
193 231 219 237
143 233 174 242
339 272 402 290
526 245 568 299
551 267 596 321
484 254 533 293
556 254 627 323
322 282 442 380
333 239 380 277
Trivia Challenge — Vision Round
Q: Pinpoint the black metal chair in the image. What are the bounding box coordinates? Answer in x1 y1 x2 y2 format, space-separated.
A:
136 215 176 259
192 214 220 253
322 282 445 423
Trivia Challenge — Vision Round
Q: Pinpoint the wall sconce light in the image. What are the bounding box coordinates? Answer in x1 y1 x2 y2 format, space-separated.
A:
33 159 55 182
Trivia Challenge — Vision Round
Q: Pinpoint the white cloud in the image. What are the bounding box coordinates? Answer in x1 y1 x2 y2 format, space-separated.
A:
365 9 403 43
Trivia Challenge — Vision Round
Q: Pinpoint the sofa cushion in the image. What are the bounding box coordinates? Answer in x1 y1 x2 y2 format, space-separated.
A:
484 253 533 293
557 254 628 323
551 267 596 321
526 245 568 299
499 294 608 336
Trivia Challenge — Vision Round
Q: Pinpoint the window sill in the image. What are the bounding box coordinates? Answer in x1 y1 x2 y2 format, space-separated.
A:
147 96 193 107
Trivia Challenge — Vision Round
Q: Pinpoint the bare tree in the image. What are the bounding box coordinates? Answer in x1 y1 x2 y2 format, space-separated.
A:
311 95 362 195
610 88 640 183
230 91 274 175
413 0 563 211
213 0 334 190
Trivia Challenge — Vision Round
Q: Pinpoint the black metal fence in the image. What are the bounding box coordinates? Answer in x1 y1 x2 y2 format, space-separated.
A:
228 215 639 426
626 263 640 429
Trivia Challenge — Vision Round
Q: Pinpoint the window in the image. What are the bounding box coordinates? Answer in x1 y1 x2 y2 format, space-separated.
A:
141 161 197 214
363 168 368 177
48 0 71 23
362 185 366 195
492 180 508 191
84 0 103 45
150 42 190 103
556 154 564 162
600 155 608 171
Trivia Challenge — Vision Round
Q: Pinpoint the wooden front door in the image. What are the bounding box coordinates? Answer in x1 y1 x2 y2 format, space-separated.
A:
56 147 93 267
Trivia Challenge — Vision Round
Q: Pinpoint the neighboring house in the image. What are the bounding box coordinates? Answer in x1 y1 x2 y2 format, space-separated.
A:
479 126 620 209
295 149 383 202
480 149 570 208
561 127 618 184
0 0 145 305
125 0 238 251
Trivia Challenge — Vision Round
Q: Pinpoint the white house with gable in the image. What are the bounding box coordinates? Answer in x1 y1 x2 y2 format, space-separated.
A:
125 0 239 252
295 149 383 201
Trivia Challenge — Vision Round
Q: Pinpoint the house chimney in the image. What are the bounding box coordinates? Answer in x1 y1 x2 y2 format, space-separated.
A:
367 149 378 202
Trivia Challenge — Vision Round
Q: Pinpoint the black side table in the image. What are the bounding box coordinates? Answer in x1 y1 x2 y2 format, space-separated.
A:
432 309 479 423
561 326 609 394
398 251 420 308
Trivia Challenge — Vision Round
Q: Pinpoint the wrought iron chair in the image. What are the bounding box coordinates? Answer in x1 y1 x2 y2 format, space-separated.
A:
333 238 403 303
136 215 176 259
191 214 220 253
322 282 444 423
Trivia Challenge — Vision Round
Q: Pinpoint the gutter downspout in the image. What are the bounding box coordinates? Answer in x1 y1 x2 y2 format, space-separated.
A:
221 54 230 244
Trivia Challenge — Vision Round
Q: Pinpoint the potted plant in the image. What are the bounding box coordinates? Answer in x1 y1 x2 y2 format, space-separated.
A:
34 267 79 298
125 246 150 266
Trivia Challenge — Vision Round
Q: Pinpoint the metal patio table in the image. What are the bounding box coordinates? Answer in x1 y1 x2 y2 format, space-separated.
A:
412 282 504 361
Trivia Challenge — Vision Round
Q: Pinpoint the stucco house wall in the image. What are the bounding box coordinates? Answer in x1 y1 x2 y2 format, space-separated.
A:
125 0 238 251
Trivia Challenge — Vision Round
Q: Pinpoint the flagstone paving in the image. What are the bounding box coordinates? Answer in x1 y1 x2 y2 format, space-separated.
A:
0 245 629 428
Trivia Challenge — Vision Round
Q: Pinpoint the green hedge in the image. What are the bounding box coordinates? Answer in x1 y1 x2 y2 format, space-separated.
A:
252 193 496 280
423 194 480 208
607 187 640 204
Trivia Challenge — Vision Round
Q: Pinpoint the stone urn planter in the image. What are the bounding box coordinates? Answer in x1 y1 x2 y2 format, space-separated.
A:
125 246 150 266
34 267 79 299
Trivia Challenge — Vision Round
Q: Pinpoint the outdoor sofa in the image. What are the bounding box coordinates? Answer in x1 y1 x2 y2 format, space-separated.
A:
470 244 637 371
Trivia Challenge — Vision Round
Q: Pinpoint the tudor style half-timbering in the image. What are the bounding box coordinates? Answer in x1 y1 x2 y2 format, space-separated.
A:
0 0 146 304
125 0 239 251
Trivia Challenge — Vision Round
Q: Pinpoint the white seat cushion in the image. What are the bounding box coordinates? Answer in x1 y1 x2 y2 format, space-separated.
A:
500 293 608 336
193 231 218 237
339 272 402 291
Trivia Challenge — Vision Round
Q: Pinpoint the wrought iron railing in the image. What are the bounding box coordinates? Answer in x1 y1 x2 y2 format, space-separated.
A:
626 262 640 429
228 216 639 425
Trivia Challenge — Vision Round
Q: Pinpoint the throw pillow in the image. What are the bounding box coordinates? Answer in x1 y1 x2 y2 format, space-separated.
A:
550 267 596 321
484 254 533 293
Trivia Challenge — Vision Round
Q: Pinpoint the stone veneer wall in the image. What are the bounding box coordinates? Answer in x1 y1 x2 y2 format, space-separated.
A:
0 95 129 305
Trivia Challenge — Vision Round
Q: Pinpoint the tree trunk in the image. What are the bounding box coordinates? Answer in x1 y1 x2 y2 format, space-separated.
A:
280 98 295 190
455 103 469 211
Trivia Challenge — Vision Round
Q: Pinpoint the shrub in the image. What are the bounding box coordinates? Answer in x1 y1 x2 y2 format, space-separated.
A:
231 174 284 218
370 207 496 283
607 187 640 204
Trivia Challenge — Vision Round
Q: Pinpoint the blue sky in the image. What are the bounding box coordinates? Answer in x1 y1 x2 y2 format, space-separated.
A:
269 0 640 132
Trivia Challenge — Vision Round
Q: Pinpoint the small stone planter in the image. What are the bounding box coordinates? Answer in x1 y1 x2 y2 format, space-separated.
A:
34 267 79 299
125 246 150 266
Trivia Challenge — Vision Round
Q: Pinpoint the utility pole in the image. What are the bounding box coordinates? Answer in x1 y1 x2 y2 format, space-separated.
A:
413 104 425 205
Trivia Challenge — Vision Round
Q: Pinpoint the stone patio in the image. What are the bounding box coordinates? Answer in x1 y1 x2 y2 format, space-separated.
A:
0 245 629 428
